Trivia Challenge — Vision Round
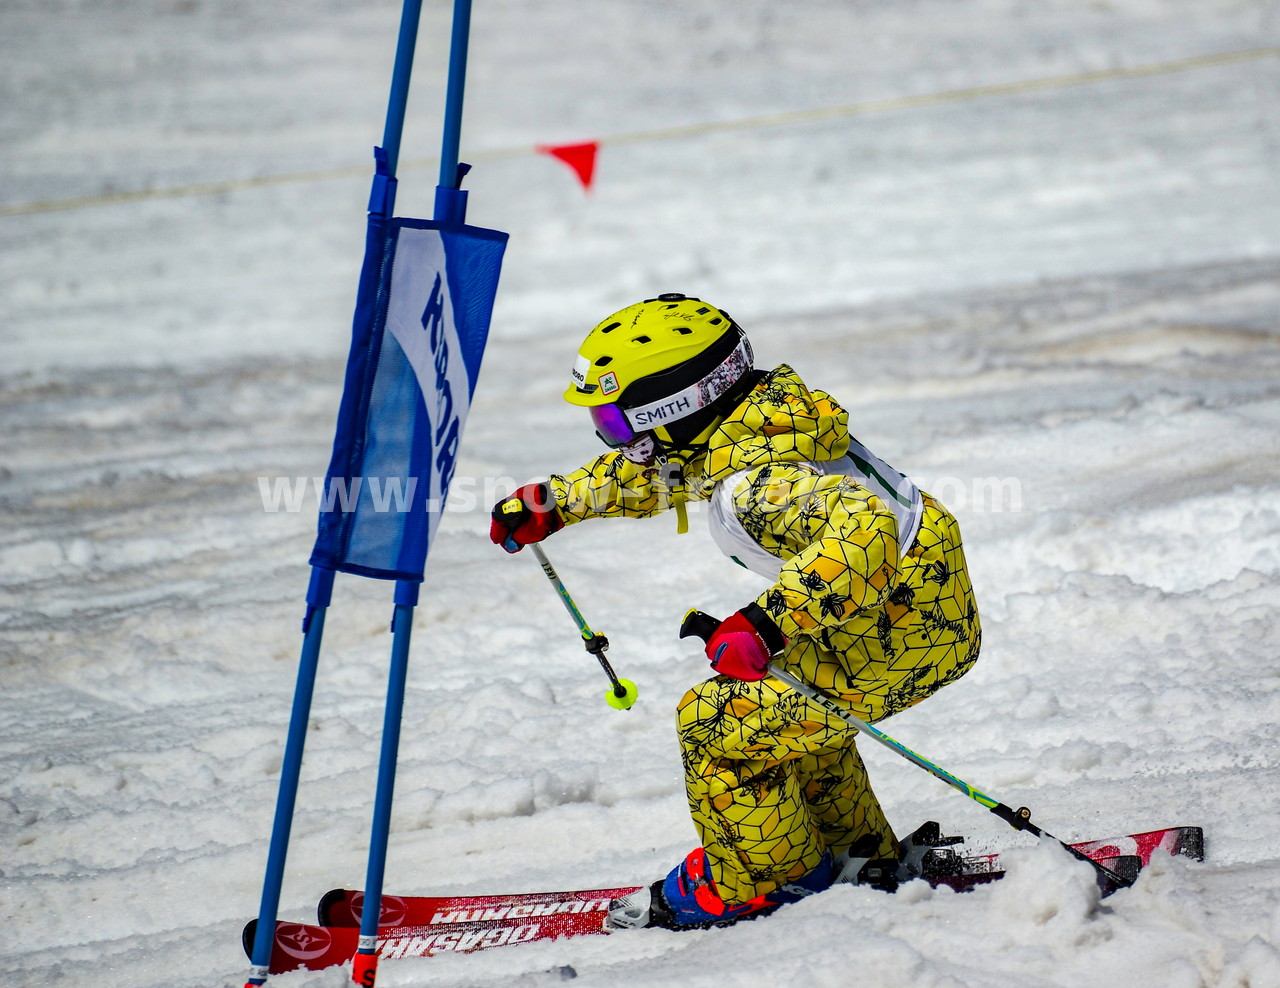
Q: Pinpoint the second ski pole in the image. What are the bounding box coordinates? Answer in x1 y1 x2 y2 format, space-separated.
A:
529 543 638 710
768 661 1135 894
679 609 1135 895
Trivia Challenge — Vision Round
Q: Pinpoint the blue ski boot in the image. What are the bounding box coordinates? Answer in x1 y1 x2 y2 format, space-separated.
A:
606 847 835 930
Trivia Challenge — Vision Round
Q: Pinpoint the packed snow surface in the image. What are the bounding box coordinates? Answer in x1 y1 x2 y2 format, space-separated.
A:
2 1 1279 986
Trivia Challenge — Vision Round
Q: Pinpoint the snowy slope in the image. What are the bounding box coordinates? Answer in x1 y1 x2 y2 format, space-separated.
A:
2 2 1279 987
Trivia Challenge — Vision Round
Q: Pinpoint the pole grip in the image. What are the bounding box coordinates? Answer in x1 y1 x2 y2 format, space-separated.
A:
679 608 720 644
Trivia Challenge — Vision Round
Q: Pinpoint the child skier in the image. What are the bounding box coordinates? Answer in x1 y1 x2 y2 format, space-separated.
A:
489 293 980 929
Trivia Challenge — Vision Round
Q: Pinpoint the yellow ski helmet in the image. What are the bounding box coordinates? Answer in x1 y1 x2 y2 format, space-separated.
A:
564 293 755 452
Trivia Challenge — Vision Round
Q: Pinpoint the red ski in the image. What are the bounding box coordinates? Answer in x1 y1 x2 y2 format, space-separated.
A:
243 825 1202 975
242 886 636 975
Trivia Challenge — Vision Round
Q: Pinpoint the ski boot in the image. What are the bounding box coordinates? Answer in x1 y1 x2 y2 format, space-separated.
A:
605 847 835 931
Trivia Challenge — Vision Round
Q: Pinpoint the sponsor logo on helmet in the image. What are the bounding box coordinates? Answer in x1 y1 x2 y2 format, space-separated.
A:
619 336 753 430
630 395 693 426
599 371 620 396
571 354 590 387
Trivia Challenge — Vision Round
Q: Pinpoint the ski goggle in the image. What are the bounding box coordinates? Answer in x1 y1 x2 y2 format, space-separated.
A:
590 402 640 447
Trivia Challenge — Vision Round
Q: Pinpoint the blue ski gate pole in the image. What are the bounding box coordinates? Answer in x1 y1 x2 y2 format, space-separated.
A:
435 0 474 224
245 568 334 987
246 0 500 985
351 581 418 988
367 0 424 219
353 2 477 986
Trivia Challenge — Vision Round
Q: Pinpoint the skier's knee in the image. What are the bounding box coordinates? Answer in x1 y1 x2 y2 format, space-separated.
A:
675 679 760 740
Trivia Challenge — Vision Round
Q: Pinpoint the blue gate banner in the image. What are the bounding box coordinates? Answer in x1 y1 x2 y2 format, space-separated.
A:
310 215 508 581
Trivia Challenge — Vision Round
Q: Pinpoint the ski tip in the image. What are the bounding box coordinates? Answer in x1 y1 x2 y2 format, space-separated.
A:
317 889 350 926
1095 855 1143 898
1177 827 1206 863
241 919 257 959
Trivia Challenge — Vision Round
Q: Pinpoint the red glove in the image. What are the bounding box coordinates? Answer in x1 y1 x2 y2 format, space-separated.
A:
680 605 787 682
490 483 564 553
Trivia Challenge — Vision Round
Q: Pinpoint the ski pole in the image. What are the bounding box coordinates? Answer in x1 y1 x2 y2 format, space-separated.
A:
767 663 1134 892
678 610 1133 894
529 543 639 710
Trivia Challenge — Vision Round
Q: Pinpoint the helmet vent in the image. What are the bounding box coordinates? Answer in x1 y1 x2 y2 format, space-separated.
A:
673 327 694 335
595 355 613 366
632 335 651 344
600 322 621 334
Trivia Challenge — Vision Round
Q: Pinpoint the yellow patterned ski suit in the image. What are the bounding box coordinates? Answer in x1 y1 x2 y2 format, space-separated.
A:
547 365 980 904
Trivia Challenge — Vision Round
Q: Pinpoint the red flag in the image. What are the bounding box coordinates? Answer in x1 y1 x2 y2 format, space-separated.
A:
537 141 599 192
